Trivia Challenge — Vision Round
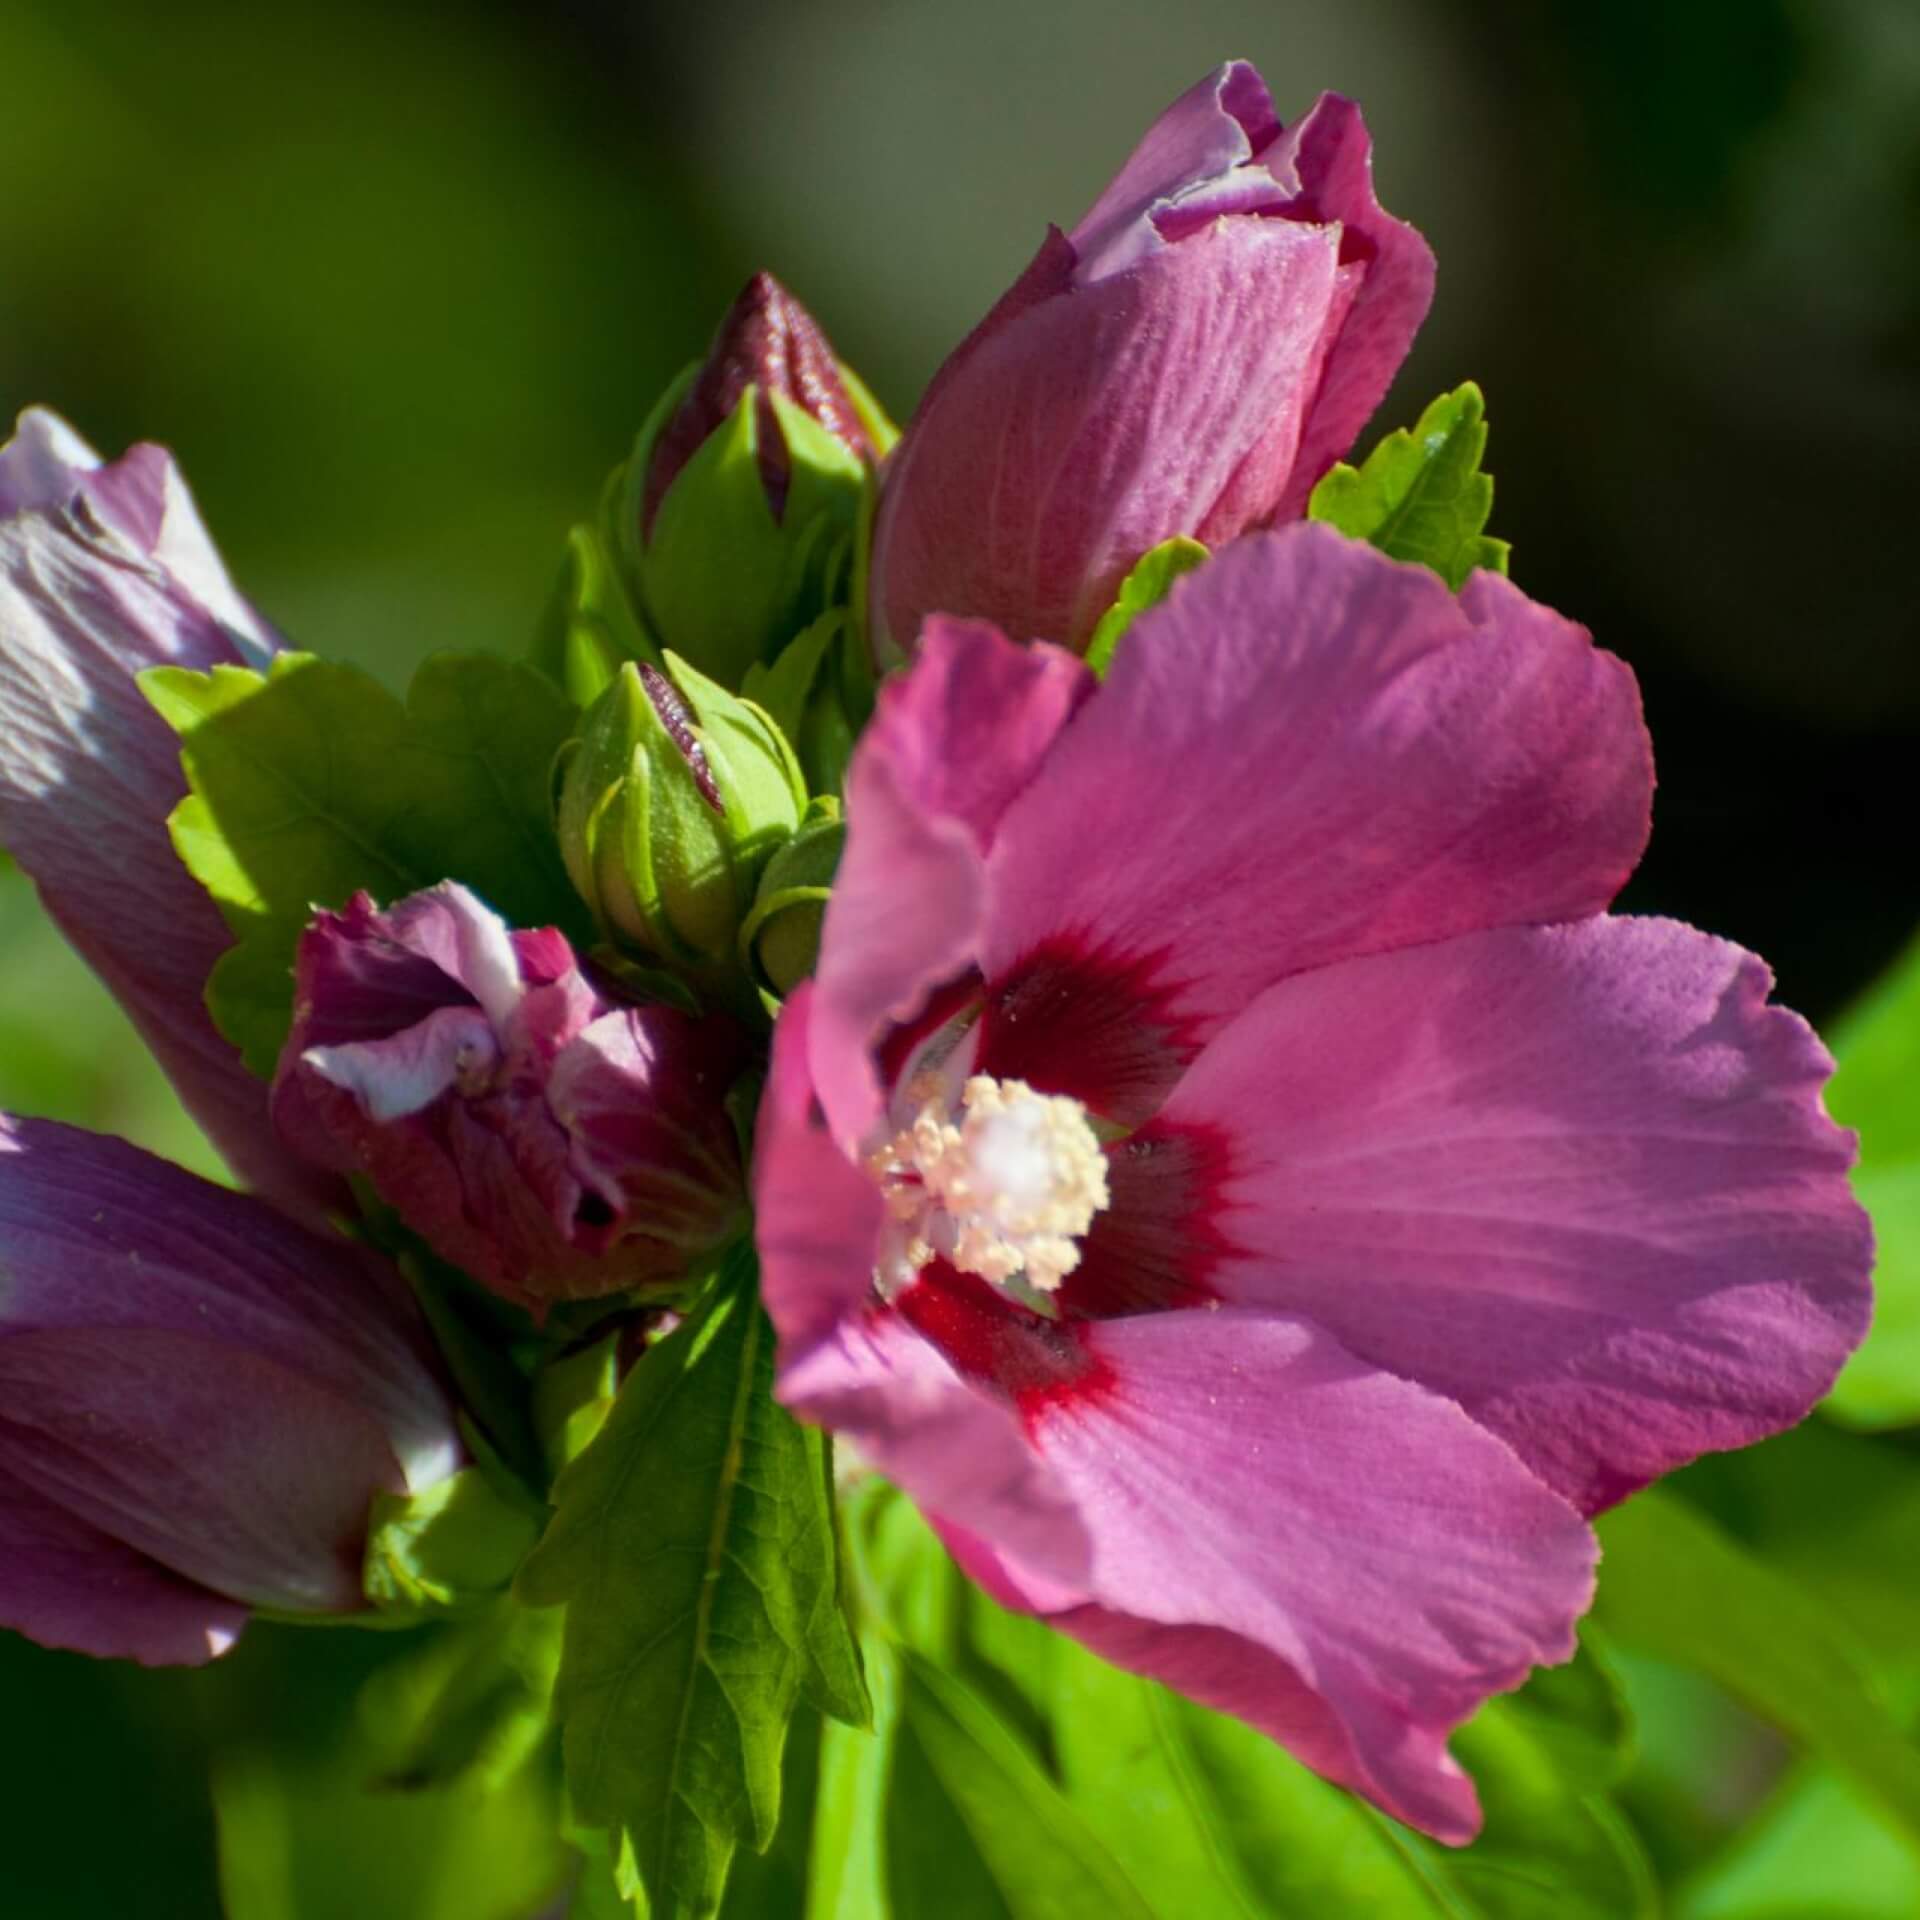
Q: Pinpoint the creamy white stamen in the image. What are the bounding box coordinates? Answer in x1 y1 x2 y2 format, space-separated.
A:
867 1075 1109 1303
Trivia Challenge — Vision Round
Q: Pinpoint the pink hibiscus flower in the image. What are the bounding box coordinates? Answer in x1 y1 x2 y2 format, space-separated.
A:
753 523 1871 1840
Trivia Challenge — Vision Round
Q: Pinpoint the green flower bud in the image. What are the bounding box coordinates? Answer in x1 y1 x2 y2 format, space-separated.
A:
531 520 657 709
610 273 896 690
739 796 845 1000
557 654 807 995
742 609 875 800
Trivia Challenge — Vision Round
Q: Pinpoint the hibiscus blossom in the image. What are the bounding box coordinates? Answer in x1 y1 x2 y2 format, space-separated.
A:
753 523 1871 1839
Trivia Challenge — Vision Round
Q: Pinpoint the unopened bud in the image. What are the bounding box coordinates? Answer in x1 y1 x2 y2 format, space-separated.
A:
558 655 807 989
611 273 896 688
739 796 845 999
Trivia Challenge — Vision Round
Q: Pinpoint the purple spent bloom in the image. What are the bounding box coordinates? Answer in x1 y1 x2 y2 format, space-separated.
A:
755 524 1871 1840
273 883 751 1315
0 408 333 1216
0 1115 461 1666
870 60 1435 656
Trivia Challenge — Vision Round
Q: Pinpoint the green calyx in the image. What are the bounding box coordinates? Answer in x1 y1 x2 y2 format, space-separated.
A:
530 518 659 710
742 606 875 799
739 795 845 1003
363 1466 544 1621
610 369 879 690
557 653 806 1000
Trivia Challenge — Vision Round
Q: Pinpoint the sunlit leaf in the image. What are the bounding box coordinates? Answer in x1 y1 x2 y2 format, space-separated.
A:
1309 383 1511 588
518 1252 865 1919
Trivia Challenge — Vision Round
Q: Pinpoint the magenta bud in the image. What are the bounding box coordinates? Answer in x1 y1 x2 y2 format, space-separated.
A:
0 1116 462 1666
869 63 1435 656
272 884 751 1315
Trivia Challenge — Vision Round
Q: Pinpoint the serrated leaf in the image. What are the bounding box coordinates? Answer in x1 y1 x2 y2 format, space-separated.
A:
1596 1488 1920 1845
142 650 587 1073
517 1251 866 1920
1083 536 1210 678
1309 383 1511 589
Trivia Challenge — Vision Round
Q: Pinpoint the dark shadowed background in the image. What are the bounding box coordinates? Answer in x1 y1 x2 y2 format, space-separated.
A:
1 0 1915 1913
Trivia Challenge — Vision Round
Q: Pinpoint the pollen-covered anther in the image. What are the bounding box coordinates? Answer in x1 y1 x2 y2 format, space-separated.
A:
868 1074 1109 1301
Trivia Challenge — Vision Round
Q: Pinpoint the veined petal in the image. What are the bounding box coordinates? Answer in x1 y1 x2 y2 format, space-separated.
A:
1068 60 1284 279
0 1114 462 1633
0 412 322 1211
0 1115 460 1495
873 220 1346 651
1160 917 1872 1513
0 1332 397 1613
1256 94 1439 518
810 621 1089 1140
980 1307 1596 1842
979 525 1651 1099
0 1472 246 1667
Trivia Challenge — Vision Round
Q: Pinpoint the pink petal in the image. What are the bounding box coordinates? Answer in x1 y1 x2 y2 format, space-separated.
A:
0 414 326 1214
0 1330 398 1613
301 1004 499 1125
0 1472 246 1667
873 218 1347 651
961 1307 1596 1842
755 986 890 1350
777 1308 1095 1595
1258 95 1440 519
0 1114 462 1624
0 1115 460 1495
980 525 1651 1087
1068 61 1285 280
810 621 1089 1140
1157 917 1872 1513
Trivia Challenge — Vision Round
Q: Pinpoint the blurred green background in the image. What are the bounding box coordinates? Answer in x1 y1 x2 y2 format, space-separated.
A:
1 0 1916 1913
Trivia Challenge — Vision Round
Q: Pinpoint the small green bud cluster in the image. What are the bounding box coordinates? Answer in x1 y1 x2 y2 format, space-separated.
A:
545 274 890 1013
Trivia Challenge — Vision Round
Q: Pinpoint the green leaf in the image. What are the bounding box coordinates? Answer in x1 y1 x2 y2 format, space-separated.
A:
355 1598 565 1792
517 1251 866 1920
1674 1762 1920 1920
890 1651 1158 1920
1308 383 1511 589
850 1485 1651 1920
1820 931 1920 1427
142 650 587 1073
363 1465 544 1619
808 1638 900 1920
208 1621 568 1920
1083 536 1210 678
1595 1488 1920 1844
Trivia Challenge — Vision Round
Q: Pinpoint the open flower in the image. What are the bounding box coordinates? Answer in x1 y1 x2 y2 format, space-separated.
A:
273 883 751 1313
869 61 1434 656
0 408 328 1215
0 1116 461 1666
755 524 1871 1839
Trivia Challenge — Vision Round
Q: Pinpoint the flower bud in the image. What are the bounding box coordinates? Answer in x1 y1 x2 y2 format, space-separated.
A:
531 520 656 709
271 884 751 1315
0 1115 462 1664
742 610 874 800
740 797 844 999
612 273 895 688
869 64 1432 656
558 654 807 988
